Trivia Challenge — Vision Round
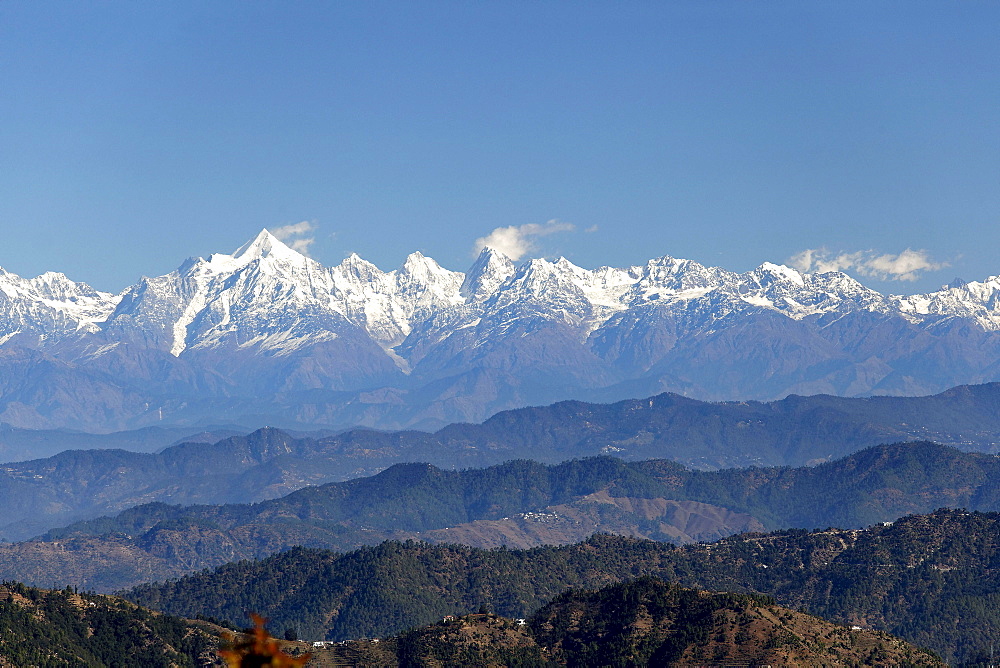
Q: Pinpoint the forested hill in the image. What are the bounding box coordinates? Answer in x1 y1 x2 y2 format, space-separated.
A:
664 508 1000 665
0 581 223 666
128 509 1000 664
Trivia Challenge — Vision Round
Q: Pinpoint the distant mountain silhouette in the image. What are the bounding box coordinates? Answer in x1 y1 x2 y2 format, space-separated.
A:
6 381 1000 541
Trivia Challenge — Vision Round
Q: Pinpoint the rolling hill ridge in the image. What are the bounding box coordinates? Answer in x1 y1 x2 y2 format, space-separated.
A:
6 381 1000 542
4 440 999 593
347 577 943 667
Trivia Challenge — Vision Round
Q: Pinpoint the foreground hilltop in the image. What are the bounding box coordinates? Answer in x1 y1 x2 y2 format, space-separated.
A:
344 577 943 667
128 509 992 664
0 581 222 666
0 576 937 667
4 230 1000 431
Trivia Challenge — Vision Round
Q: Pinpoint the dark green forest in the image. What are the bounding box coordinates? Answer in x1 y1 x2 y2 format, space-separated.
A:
127 509 1000 665
0 582 218 667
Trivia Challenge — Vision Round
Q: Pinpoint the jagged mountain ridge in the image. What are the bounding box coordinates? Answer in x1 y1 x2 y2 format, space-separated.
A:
4 229 1000 431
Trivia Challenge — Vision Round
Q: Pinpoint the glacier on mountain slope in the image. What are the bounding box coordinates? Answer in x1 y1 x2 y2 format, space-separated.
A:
0 268 119 346
1 228 1000 431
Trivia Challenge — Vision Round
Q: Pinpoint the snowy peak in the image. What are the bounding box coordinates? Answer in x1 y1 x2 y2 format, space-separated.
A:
727 264 880 317
104 229 334 356
28 271 105 300
461 247 515 300
895 275 1000 328
0 267 111 303
491 256 597 323
232 229 304 263
13 228 1000 367
632 256 734 296
401 250 430 271
335 253 385 284
399 252 460 287
200 228 323 279
0 266 118 341
326 251 466 346
508 257 586 294
749 262 805 287
396 252 465 302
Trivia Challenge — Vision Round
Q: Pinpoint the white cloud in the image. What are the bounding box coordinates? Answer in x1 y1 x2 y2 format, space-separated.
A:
789 247 947 282
270 221 317 255
859 249 949 282
473 220 575 260
788 248 862 274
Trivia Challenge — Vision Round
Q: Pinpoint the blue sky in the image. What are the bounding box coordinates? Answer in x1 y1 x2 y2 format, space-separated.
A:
2 1 998 294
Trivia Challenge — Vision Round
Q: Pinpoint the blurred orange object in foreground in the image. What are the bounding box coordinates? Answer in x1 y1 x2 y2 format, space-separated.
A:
219 613 310 667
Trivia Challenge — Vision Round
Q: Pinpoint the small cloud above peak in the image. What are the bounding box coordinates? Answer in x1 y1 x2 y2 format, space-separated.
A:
270 221 317 256
789 247 947 282
472 220 575 261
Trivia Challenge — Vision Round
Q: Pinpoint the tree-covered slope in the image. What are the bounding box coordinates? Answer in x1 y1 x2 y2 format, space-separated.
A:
664 508 1000 665
528 577 941 667
127 510 1000 665
0 581 223 667
126 535 678 643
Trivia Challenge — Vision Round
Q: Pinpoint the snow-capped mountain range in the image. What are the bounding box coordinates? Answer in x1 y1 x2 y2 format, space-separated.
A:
2 229 1000 432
